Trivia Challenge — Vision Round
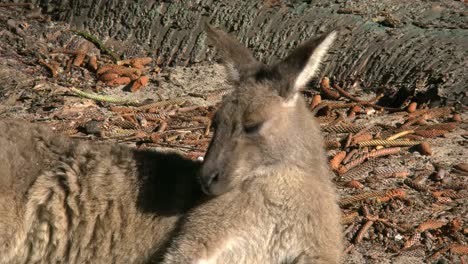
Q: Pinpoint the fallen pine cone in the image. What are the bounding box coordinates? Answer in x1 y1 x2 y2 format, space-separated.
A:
118 57 152 69
407 102 417 113
130 75 149 92
450 244 468 255
88 55 98 71
72 52 86 67
452 113 462 122
325 139 341 149
348 180 364 189
414 129 448 138
98 64 142 80
320 77 340 99
377 188 406 203
417 142 432 156
422 122 457 132
106 76 131 86
309 94 321 110
375 167 409 178
403 233 421 249
38 59 59 77
99 73 119 82
454 163 468 172
329 151 346 171
404 178 429 192
347 105 362 118
416 219 446 232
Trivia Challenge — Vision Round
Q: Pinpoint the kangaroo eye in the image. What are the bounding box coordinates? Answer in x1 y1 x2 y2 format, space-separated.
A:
243 122 263 134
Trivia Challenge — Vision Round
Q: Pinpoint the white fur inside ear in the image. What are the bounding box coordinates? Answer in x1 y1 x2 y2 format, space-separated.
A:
293 31 337 91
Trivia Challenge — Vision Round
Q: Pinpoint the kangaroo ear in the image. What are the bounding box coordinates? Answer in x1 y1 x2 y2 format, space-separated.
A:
276 31 337 102
205 24 262 83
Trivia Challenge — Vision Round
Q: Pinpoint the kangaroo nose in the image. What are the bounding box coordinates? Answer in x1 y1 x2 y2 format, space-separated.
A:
201 170 220 194
205 171 220 187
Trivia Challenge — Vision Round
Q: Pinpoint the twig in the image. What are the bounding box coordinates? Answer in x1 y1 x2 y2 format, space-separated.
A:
387 130 415 140
341 148 400 173
136 98 189 111
71 30 120 62
69 88 140 105
354 220 374 244
332 84 403 111
358 139 422 148
321 77 340 99
38 59 59 77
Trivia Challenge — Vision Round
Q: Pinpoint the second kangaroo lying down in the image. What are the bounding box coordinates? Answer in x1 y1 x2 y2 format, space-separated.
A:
0 119 203 263
162 26 343 263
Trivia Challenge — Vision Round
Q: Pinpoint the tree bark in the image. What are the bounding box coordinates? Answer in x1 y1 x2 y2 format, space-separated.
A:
26 0 468 105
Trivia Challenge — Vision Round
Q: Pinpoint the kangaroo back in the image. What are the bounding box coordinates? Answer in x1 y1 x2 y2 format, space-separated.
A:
0 119 203 263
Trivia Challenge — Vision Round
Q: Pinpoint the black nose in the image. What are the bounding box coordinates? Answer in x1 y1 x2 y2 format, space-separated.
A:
201 170 220 193
204 171 220 187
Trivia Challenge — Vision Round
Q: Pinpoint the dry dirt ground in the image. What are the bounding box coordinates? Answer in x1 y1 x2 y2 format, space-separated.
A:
0 4 467 264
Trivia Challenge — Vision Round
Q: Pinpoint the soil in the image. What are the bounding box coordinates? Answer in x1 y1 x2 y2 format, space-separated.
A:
0 5 466 264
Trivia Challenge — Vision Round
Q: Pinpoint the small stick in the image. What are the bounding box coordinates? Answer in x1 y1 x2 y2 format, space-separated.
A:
342 149 358 164
136 98 188 111
69 88 140 105
358 139 422 148
333 84 402 111
427 244 452 262
387 130 415 140
354 220 374 244
339 159 377 181
71 30 120 62
38 59 59 77
341 147 400 173
320 77 340 99
376 130 415 149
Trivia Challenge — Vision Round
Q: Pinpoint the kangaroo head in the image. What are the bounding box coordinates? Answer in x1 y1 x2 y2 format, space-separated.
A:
200 25 336 196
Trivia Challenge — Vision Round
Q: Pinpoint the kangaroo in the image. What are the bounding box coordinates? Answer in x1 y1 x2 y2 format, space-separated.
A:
0 119 204 263
161 26 343 263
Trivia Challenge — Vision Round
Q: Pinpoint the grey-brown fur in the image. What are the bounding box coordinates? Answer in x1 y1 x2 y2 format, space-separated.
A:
161 26 343 263
0 24 342 263
0 119 203 263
